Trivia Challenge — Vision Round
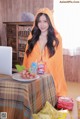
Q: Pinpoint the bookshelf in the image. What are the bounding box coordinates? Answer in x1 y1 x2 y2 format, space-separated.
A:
3 22 33 70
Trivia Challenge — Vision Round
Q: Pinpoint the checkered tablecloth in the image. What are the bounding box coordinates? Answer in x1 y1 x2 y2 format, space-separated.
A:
0 73 57 119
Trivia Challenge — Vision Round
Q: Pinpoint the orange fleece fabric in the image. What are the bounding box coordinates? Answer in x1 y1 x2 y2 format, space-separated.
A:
23 8 67 96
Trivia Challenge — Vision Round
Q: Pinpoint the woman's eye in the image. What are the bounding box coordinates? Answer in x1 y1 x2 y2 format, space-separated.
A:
38 20 48 23
44 20 47 22
44 21 47 22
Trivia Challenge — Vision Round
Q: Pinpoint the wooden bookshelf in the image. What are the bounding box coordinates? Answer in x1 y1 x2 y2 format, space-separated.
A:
3 22 33 69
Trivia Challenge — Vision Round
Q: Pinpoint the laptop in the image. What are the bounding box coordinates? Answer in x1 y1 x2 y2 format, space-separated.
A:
0 46 12 75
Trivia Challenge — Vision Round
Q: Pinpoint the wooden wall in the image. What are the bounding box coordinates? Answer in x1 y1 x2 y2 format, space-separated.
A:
63 55 80 82
0 1 2 43
0 0 53 45
2 0 53 22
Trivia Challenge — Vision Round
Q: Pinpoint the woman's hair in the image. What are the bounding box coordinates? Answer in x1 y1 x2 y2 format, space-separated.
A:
26 13 59 57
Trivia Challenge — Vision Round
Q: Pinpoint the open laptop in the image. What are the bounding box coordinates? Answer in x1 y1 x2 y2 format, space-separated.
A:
0 46 12 75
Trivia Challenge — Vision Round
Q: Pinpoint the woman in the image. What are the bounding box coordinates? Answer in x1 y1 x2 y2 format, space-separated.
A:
23 8 67 96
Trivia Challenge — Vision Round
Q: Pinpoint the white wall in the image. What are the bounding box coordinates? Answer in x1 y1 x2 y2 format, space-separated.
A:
54 0 80 51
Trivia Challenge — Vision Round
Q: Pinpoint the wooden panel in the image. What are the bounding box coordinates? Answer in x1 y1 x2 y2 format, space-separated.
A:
33 0 45 14
44 0 53 9
0 1 2 39
33 0 53 15
1 0 53 22
63 55 80 82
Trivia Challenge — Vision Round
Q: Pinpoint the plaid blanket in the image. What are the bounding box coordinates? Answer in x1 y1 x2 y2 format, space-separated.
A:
0 74 57 119
29 74 57 113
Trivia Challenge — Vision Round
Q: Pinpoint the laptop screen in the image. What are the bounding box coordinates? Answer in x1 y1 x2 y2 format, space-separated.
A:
0 46 12 75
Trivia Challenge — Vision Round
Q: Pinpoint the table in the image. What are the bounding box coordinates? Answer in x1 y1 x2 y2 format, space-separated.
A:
0 73 57 119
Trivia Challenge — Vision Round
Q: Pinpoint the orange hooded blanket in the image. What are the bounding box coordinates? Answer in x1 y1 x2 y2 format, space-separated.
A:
23 8 67 96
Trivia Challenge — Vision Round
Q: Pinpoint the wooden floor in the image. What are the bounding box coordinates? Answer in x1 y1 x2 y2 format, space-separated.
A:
66 81 80 119
67 81 80 98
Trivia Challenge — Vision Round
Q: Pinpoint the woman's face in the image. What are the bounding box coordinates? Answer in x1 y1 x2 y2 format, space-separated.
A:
38 14 49 33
